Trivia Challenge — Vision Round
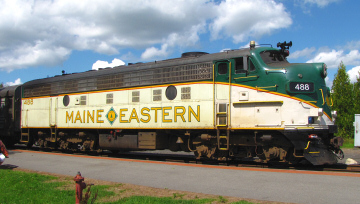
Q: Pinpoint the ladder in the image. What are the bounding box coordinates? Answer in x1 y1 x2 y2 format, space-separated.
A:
216 103 229 151
50 125 57 143
20 128 29 143
217 128 230 151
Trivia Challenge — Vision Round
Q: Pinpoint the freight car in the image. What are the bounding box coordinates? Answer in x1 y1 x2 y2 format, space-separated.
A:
0 41 344 165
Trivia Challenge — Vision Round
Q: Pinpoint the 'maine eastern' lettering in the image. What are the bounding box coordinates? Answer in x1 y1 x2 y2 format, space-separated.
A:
65 105 200 124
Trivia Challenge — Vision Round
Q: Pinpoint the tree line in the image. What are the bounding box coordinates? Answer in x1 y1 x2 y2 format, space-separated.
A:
332 62 360 139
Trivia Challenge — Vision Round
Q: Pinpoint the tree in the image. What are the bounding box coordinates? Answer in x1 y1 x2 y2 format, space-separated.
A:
353 72 360 115
0 83 3 88
332 62 354 139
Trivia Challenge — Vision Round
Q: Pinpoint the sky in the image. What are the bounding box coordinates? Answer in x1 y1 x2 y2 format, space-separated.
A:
1 0 359 89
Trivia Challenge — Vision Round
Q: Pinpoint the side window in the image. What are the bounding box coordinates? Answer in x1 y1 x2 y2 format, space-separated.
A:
181 87 191 99
132 91 140 102
248 58 256 71
75 95 86 105
235 57 245 74
153 89 162 101
106 93 113 104
218 63 228 75
80 96 87 105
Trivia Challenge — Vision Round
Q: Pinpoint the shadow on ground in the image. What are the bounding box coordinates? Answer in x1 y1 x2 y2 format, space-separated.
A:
0 164 18 170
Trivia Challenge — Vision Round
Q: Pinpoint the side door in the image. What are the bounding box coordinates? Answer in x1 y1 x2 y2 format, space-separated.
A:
49 97 58 127
214 60 231 127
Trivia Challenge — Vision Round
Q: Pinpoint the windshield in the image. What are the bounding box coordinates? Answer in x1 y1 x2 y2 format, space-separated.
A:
260 50 289 65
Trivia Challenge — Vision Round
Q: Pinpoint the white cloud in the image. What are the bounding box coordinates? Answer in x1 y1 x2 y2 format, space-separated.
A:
141 44 169 60
92 58 125 70
0 41 71 72
325 76 333 88
0 0 212 71
303 0 340 8
5 78 22 86
0 0 293 72
344 41 360 51
347 66 360 83
210 0 292 43
307 50 360 68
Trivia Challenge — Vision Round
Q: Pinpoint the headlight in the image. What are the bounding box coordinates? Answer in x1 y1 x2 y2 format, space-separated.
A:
321 63 327 78
332 110 337 118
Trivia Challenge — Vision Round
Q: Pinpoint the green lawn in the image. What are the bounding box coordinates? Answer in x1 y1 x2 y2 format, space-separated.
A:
0 170 253 204
343 138 355 149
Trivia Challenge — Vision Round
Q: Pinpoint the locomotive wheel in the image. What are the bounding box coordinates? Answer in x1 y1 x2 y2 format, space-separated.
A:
37 138 45 148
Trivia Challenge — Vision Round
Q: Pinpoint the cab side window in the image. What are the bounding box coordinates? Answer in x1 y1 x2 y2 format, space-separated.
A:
218 63 228 75
248 58 256 71
235 57 246 74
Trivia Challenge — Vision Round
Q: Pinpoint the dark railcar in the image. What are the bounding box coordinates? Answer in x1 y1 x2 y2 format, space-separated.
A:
0 85 22 146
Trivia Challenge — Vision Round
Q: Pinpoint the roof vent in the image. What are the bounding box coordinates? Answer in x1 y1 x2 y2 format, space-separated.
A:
181 52 209 58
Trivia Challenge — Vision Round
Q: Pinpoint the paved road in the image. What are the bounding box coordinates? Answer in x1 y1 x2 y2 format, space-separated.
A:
2 149 360 204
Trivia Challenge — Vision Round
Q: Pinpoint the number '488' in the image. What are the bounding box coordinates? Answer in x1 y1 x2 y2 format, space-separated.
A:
295 83 310 91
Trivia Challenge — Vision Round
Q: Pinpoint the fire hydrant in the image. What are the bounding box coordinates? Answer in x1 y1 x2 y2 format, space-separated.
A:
74 172 87 204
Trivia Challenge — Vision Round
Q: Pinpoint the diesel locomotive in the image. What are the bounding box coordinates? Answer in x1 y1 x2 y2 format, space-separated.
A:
0 41 343 165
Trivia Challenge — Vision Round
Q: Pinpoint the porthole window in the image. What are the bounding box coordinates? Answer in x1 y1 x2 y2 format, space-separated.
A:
63 95 70 107
165 85 177 100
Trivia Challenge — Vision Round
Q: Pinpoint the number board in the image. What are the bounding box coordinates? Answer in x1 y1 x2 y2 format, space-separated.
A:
289 82 314 93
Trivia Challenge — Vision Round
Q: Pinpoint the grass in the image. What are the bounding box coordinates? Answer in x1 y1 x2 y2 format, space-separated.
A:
0 170 113 204
104 197 253 204
342 138 355 149
0 170 252 204
105 196 214 204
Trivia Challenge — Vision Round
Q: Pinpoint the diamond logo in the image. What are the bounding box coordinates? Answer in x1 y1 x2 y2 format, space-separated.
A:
106 107 118 125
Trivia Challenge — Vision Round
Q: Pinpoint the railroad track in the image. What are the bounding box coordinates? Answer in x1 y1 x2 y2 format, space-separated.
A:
11 145 360 173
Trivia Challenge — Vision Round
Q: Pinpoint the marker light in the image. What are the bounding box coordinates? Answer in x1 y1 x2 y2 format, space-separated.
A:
250 41 255 49
283 50 290 57
308 134 319 139
331 111 337 121
322 64 328 78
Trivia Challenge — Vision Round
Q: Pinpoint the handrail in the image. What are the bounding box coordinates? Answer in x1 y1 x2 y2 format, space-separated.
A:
229 62 231 128
319 89 325 105
213 64 215 127
265 68 286 73
233 75 259 80
216 112 227 115
330 97 333 106
256 85 277 92
233 101 283 105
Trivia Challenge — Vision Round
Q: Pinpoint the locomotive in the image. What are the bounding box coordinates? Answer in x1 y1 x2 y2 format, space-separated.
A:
0 41 343 165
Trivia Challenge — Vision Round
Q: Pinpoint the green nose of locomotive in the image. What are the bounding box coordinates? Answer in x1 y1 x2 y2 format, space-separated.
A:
254 41 334 123
285 62 333 121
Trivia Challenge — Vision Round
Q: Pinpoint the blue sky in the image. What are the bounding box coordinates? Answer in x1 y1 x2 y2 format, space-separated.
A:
1 0 359 89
